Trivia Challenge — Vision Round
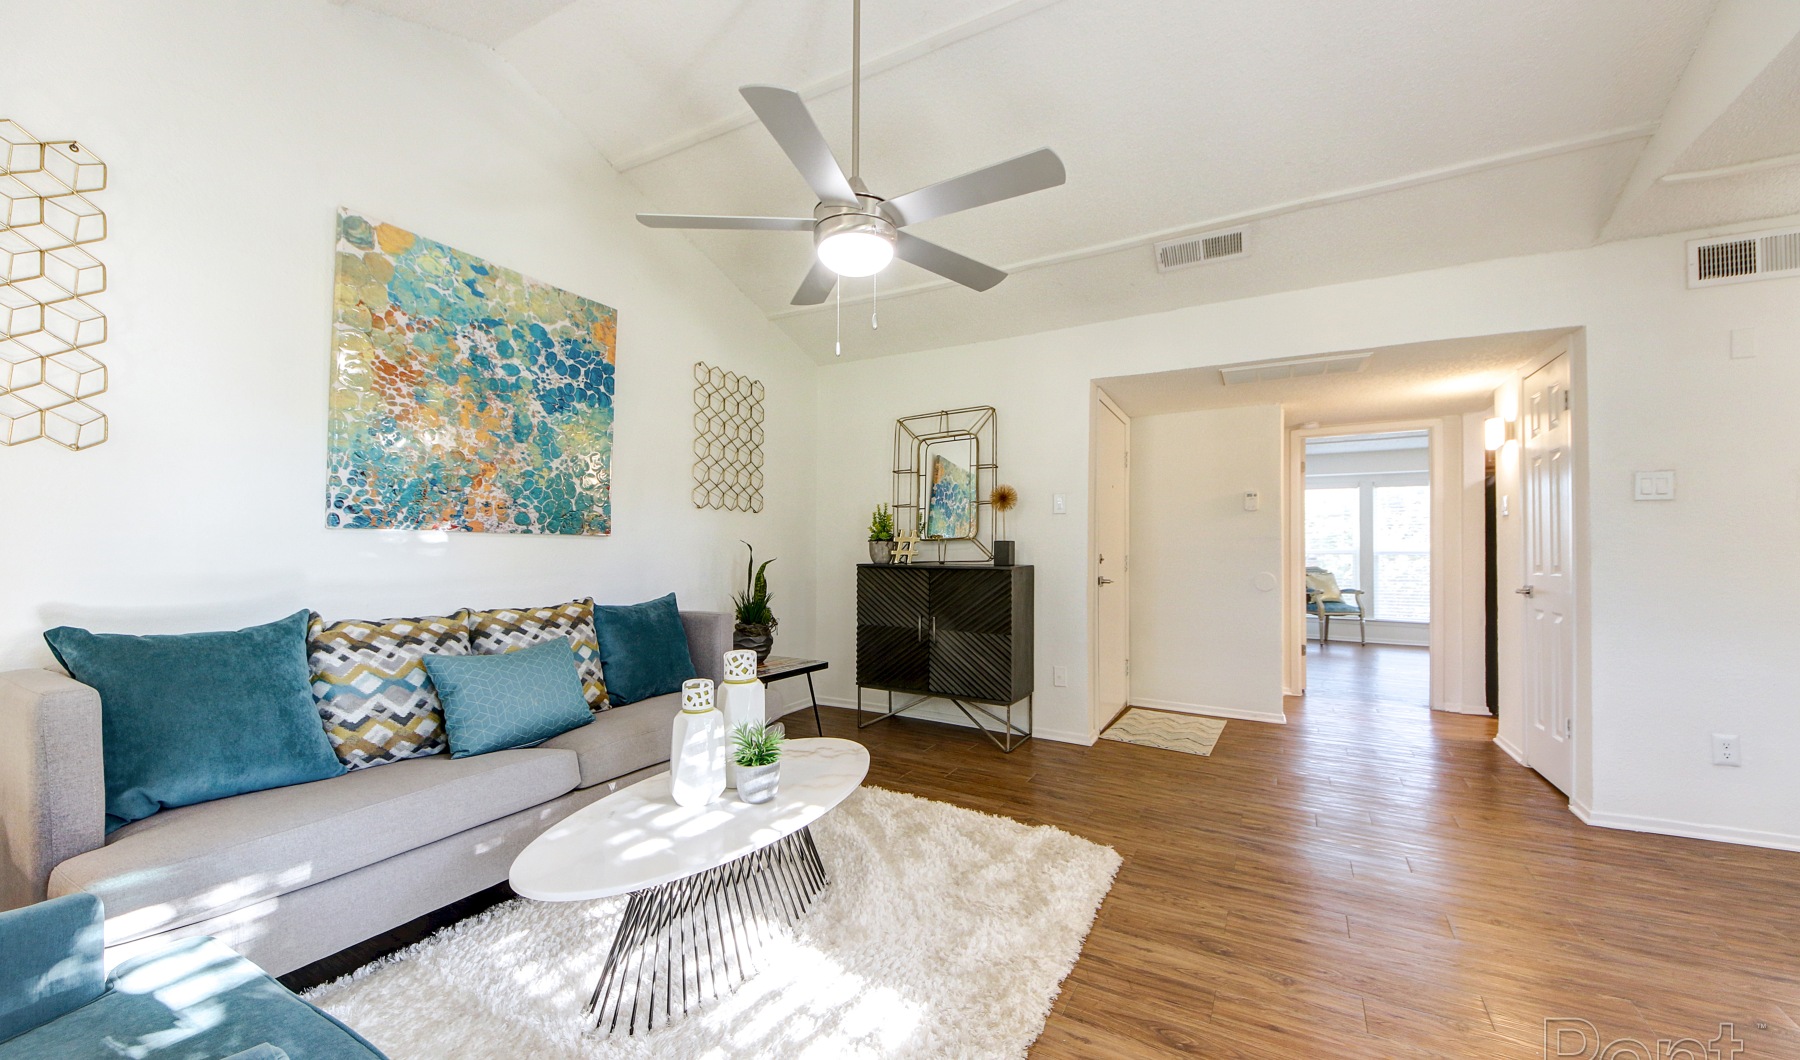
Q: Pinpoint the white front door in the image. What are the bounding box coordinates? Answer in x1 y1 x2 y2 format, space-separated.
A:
1094 394 1131 732
1521 353 1575 794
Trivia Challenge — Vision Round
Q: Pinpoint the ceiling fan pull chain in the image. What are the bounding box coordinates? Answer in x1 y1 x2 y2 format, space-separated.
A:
835 279 842 357
872 271 879 330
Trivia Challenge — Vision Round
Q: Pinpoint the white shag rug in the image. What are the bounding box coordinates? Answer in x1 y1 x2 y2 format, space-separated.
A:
307 787 1120 1059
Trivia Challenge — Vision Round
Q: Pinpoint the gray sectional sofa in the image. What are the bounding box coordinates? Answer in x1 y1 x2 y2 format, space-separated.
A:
0 610 732 976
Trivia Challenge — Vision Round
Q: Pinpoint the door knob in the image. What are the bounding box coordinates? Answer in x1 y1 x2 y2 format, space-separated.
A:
1097 576 1115 586
1516 586 1535 596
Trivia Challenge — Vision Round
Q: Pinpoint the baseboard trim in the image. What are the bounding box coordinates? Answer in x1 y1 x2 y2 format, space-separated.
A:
1435 702 1494 716
1571 804 1800 854
1128 698 1287 725
1493 734 1527 765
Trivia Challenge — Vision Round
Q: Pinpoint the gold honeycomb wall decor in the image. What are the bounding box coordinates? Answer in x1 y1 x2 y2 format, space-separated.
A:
0 119 109 450
691 361 765 513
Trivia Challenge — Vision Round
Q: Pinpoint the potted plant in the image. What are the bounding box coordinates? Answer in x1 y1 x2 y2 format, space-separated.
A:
731 722 784 804
733 541 778 663
868 502 896 563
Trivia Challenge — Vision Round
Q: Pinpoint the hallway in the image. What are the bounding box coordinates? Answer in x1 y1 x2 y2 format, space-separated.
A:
1306 641 1433 711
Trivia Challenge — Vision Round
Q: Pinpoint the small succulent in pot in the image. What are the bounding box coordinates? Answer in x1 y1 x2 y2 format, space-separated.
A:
733 541 777 663
868 502 896 563
732 722 784 804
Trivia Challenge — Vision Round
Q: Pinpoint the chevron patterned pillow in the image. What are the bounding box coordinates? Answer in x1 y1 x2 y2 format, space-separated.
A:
307 610 471 769
467 598 608 710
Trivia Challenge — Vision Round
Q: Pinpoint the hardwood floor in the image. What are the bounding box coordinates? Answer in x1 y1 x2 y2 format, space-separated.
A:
1305 640 1431 711
848 687 1800 1057
289 676 1800 1057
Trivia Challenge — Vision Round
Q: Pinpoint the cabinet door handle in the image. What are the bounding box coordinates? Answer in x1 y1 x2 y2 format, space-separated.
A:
931 617 937 640
916 616 924 641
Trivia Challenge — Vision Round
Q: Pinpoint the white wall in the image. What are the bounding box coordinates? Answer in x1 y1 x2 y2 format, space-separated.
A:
814 221 1800 851
0 1 818 704
1129 405 1286 723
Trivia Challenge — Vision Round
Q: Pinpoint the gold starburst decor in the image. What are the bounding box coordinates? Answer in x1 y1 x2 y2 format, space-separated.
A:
0 120 110 450
990 483 1018 538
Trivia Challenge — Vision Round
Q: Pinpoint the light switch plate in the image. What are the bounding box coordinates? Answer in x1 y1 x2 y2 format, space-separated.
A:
1052 493 1067 515
1633 470 1676 501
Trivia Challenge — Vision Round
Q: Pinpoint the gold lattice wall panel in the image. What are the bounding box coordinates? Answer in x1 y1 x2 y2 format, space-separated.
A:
691 361 765 513
0 120 109 450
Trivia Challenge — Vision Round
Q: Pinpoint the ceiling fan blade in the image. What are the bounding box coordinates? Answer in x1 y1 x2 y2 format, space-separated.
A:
740 85 859 207
892 232 1007 292
879 148 1066 228
636 214 815 231
791 258 838 305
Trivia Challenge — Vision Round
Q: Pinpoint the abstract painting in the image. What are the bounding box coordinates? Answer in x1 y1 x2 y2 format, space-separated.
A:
925 451 976 538
326 209 616 535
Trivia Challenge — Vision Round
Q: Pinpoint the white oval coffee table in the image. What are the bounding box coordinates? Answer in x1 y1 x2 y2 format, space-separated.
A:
510 737 869 1033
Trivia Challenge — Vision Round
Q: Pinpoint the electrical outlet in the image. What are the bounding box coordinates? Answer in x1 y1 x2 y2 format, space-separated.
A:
1712 734 1741 766
1052 666 1068 687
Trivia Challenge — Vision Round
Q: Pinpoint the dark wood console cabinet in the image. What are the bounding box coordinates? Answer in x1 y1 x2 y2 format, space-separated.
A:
855 564 1033 750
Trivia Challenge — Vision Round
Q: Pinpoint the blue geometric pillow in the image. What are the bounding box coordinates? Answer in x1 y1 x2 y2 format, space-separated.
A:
424 639 594 758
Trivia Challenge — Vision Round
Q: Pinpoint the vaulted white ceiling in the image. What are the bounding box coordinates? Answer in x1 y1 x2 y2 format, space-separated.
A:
342 0 1800 363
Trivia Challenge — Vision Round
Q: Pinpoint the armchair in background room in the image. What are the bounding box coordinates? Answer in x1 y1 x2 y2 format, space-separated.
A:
1305 566 1367 645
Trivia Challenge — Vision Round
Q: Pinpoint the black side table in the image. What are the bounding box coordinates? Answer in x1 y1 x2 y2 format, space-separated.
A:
756 656 827 734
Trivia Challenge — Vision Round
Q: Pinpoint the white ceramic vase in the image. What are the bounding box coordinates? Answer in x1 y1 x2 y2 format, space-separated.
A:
669 678 726 807
717 649 766 787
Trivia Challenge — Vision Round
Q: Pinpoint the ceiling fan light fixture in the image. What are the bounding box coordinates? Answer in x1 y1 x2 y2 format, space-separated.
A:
815 213 896 276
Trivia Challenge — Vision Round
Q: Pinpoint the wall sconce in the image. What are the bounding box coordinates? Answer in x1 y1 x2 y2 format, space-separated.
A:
1484 416 1517 451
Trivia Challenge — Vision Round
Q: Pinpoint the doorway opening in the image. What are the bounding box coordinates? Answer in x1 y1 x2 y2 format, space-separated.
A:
1302 430 1433 709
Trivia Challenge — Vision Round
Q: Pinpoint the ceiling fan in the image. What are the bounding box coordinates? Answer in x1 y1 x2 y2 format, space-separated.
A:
636 0 1066 306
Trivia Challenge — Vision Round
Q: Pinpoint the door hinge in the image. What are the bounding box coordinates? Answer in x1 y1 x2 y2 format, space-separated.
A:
1564 389 1571 412
1124 659 1131 676
1124 450 1130 468
1565 718 1573 737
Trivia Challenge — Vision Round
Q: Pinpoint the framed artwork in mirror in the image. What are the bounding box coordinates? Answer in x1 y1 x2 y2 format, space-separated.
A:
891 406 997 561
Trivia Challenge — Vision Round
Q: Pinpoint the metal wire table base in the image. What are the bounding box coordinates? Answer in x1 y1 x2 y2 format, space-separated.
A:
587 826 829 1035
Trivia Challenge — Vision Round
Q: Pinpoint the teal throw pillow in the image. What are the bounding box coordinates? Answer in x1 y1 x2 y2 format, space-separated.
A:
592 593 696 705
424 639 594 758
44 611 345 833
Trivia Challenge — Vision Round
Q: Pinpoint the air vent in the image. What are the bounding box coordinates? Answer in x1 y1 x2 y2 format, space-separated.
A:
1155 227 1250 272
1219 351 1373 386
1687 225 1800 288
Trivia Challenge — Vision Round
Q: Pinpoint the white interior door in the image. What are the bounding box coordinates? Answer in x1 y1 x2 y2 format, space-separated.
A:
1093 394 1131 731
1521 353 1575 794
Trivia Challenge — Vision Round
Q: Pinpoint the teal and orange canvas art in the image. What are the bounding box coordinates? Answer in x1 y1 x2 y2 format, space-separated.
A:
326 209 616 535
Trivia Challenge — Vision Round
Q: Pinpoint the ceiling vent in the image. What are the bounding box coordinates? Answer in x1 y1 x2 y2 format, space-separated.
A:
1219 351 1373 386
1687 225 1800 288
1155 227 1250 272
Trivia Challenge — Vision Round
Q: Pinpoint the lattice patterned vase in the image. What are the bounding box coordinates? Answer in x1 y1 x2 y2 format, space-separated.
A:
718 649 766 787
670 678 726 807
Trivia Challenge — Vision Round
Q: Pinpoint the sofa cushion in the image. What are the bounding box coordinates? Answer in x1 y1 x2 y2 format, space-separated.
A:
0 936 385 1059
307 609 470 769
592 594 696 705
539 692 681 788
467 599 607 709
43 611 345 833
0 893 105 1043
426 641 594 758
47 748 579 946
